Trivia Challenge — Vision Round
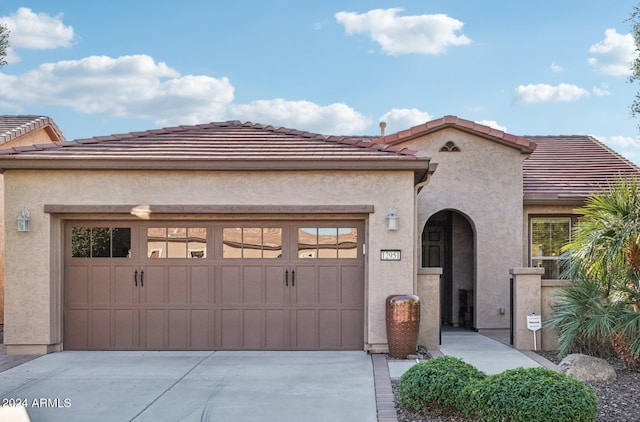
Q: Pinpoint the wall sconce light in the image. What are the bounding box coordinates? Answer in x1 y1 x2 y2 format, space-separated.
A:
386 207 399 231
17 207 30 232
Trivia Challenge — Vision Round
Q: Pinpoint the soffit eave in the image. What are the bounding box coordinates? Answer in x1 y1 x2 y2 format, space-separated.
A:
523 195 587 206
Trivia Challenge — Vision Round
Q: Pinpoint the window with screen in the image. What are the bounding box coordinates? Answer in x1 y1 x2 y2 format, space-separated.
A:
530 217 571 279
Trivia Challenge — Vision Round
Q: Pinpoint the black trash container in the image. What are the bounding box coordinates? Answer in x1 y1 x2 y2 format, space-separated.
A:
385 294 420 359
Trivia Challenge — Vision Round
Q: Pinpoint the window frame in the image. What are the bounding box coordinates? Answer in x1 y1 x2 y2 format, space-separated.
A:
529 215 579 279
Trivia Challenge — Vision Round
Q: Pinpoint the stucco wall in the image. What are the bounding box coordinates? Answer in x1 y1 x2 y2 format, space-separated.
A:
400 128 527 329
3 169 417 352
0 128 60 327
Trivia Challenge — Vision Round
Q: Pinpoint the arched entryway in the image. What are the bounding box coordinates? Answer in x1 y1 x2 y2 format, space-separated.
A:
422 210 475 328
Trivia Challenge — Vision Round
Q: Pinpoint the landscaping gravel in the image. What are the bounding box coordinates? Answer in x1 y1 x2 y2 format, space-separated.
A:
391 351 640 422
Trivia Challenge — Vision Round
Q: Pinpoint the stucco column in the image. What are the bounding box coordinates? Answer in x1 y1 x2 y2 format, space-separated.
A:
417 267 442 351
510 267 544 350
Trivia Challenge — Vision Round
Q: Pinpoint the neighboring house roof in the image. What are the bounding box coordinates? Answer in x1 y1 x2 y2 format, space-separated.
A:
0 115 66 145
0 121 431 181
381 115 536 154
523 135 640 204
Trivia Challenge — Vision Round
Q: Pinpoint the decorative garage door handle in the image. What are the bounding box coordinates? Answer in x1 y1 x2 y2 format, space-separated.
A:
134 270 138 287
291 270 295 287
140 270 144 287
285 270 289 286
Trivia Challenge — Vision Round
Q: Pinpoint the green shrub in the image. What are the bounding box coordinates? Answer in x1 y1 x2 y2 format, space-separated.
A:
466 367 598 422
398 356 486 414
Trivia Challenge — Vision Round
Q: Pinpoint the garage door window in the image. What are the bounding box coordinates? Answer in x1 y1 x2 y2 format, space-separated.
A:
71 227 131 258
147 227 207 258
298 227 358 259
222 227 282 258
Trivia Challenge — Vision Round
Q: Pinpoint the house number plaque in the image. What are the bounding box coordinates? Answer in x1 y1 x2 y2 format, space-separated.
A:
380 249 401 261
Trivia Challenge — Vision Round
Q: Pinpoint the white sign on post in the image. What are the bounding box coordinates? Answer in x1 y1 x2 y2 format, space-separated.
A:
527 314 542 350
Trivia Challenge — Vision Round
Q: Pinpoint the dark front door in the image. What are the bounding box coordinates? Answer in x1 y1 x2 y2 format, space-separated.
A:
422 211 453 325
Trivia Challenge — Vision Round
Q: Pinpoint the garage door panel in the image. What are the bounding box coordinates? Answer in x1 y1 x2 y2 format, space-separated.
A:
168 266 188 304
243 309 263 348
190 266 212 305
265 310 286 349
341 266 364 305
265 267 286 305
341 309 364 349
114 309 136 349
143 266 166 305
168 309 188 348
293 266 316 305
114 267 137 304
318 310 339 349
90 309 111 349
143 309 166 349
293 309 316 349
318 266 338 304
242 266 262 305
65 309 88 349
190 310 212 349
221 309 240 348
91 266 111 304
221 266 241 304
66 266 88 305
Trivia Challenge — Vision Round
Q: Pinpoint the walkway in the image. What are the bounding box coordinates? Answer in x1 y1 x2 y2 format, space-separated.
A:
388 329 556 378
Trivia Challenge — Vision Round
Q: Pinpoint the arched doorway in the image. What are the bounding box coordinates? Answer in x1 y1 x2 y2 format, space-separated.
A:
422 210 475 328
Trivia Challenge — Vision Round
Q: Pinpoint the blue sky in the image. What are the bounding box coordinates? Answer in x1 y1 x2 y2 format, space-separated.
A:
1 1 640 165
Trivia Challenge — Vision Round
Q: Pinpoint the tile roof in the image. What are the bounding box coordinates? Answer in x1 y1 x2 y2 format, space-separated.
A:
0 121 430 174
523 135 640 204
382 115 535 154
0 115 66 144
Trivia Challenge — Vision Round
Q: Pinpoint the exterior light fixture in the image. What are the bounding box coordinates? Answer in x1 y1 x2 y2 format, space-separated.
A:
386 207 399 231
17 207 30 232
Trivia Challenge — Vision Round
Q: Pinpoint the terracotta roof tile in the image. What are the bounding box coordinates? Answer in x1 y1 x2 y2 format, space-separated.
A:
382 115 535 154
523 135 640 203
0 115 66 144
0 121 430 173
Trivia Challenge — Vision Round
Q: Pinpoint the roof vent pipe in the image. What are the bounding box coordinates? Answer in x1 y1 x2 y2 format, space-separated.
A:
379 121 386 137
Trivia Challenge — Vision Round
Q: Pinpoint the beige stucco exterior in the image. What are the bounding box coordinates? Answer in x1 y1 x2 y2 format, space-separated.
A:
0 124 63 325
394 128 528 329
3 169 418 353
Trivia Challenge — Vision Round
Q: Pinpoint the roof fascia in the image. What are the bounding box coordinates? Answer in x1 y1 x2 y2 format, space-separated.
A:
0 157 430 172
383 124 535 154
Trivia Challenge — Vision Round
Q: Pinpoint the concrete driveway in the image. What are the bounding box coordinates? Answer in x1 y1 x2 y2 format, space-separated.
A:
0 351 377 422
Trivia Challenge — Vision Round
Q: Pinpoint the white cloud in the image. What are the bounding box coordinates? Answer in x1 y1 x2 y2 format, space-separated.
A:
335 8 471 55
602 135 640 149
588 28 635 76
0 53 373 134
229 99 370 135
0 7 74 50
0 55 235 125
476 120 507 132
514 83 590 104
550 61 563 73
4 47 21 64
592 83 611 96
379 108 431 132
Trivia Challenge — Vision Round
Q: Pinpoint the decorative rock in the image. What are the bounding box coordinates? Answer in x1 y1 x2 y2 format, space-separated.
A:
558 353 617 382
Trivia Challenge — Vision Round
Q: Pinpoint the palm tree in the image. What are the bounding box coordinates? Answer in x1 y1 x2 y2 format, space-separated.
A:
558 177 640 370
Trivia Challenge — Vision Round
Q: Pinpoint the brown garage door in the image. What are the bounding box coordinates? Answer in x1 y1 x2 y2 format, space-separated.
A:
64 221 364 350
